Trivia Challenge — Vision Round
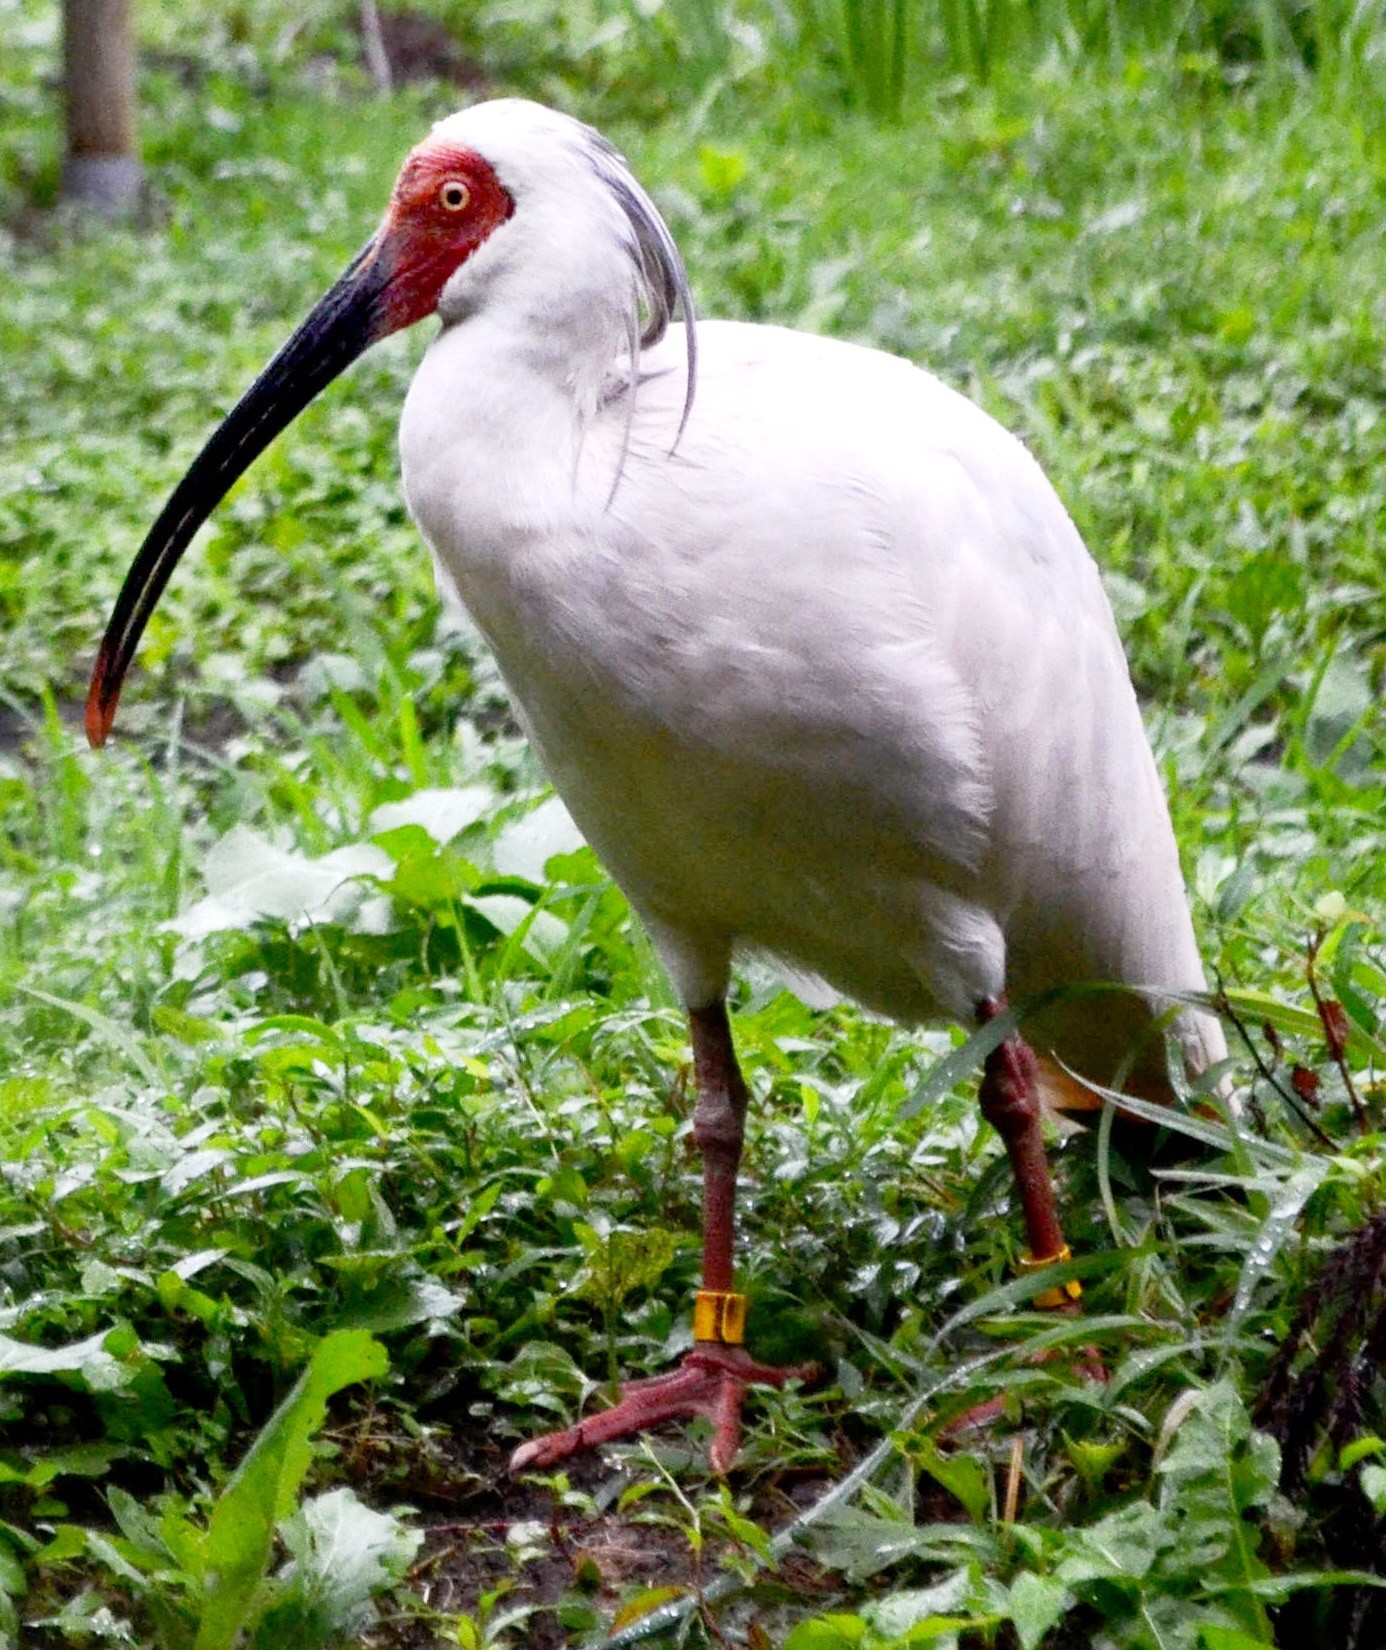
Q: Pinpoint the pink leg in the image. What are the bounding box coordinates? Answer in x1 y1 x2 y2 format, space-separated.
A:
692 998 748 1296
977 995 1080 1311
977 995 1066 1265
938 998 1096 1438
510 1002 816 1475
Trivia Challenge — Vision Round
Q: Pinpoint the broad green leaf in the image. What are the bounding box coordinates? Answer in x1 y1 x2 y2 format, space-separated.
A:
810 1512 998 1582
905 1436 991 1522
1304 650 1371 768
865 1568 981 1635
252 1487 420 1644
151 1005 222 1045
333 1273 460 1333
715 1496 774 1564
1157 1381 1277 1507
1362 1464 1386 1514
108 1485 173 1566
82 1529 149 1589
454 1179 503 1243
468 892 569 964
491 795 584 882
1198 1629 1274 1650
384 840 474 907
1340 1435 1386 1472
369 785 493 844
0 1330 127 1392
0 1443 122 1489
1007 1572 1073 1650
171 826 393 939
1063 1434 1124 1492
1054 1502 1170 1584
783 1617 868 1650
191 1330 387 1650
0 1077 56 1122
0 1535 23 1600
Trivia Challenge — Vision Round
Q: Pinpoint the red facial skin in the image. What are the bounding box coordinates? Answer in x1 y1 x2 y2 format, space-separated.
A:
372 142 515 336
84 141 514 752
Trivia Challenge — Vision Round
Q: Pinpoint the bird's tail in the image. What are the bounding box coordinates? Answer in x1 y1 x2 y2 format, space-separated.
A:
1034 1055 1105 1118
1034 999 1232 1131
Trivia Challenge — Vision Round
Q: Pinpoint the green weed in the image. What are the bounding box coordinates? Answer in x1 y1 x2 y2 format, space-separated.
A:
0 2 1383 1646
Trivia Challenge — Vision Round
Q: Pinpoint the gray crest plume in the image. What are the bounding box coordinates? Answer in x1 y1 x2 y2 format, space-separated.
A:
582 127 698 453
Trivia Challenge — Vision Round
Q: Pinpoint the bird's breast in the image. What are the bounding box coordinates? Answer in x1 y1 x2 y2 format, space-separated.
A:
395 317 1209 1050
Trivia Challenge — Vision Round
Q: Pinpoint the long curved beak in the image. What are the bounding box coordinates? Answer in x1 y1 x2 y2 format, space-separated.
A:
86 236 394 748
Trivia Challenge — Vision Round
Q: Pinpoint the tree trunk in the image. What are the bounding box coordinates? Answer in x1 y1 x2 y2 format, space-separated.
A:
359 0 394 94
62 0 141 216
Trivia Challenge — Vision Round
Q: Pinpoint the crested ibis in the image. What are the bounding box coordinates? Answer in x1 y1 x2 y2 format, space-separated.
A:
88 98 1227 1474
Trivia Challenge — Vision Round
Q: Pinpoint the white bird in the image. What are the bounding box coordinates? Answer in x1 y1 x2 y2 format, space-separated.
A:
89 98 1226 1474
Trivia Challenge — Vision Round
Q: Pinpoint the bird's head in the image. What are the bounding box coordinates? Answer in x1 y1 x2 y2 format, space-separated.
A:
368 137 517 334
85 99 693 748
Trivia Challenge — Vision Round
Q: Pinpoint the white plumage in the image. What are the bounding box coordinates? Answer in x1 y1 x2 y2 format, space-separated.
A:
90 98 1226 1471
401 101 1223 1094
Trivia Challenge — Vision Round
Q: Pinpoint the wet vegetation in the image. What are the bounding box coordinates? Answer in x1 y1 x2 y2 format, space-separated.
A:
1 0 1384 1644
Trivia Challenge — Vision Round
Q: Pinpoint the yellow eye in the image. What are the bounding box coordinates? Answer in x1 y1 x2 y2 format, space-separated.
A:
439 179 470 212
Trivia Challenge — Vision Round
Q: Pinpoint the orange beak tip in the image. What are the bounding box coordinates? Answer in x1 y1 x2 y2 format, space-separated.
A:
84 689 113 750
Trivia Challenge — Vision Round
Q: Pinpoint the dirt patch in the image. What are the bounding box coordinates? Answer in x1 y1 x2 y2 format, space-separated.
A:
351 1421 850 1647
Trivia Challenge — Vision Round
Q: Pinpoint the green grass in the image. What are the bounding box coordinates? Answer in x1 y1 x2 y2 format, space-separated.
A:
1 2 1385 1646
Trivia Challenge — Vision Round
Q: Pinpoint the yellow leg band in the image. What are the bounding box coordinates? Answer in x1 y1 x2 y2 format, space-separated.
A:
694 1290 747 1346
1018 1244 1082 1309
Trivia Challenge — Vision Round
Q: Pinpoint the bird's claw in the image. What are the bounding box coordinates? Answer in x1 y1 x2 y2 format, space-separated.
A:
509 1343 819 1475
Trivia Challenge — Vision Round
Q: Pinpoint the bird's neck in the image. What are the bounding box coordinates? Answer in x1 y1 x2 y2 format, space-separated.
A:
398 304 627 608
437 224 638 429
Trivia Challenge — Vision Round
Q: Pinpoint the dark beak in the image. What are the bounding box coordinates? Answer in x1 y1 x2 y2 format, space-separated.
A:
86 236 394 747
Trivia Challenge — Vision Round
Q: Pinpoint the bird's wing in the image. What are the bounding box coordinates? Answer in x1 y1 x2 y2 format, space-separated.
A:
604 321 1219 1082
891 353 1223 1085
608 316 1159 905
605 322 1003 869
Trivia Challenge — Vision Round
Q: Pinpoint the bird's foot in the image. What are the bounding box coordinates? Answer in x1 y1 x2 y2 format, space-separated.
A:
509 1343 818 1475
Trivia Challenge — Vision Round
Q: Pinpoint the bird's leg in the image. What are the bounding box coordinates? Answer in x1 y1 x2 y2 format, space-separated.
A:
692 997 748 1300
509 1001 816 1475
976 995 1082 1312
